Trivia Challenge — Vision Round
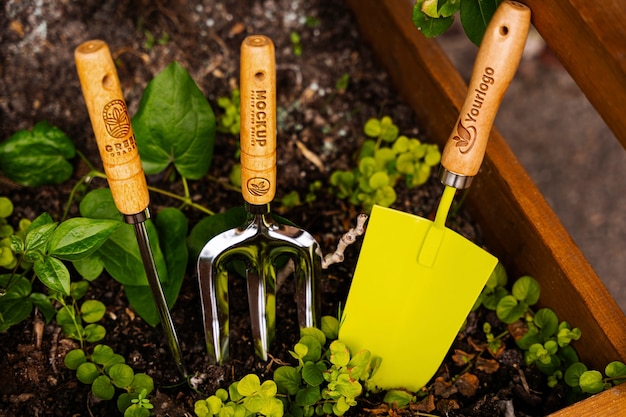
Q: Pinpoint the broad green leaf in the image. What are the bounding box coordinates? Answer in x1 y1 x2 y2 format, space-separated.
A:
302 362 324 387
83 322 105 342
77 362 101 384
92 375 116 400
187 206 246 260
25 222 58 255
70 280 90 301
298 335 322 363
92 344 116 365
295 386 320 407
80 189 168 287
73 255 105 281
300 326 326 346
329 340 350 368
564 362 588 388
64 349 87 370
579 370 605 394
29 292 56 323
495 295 526 324
130 373 154 395
460 0 502 46
274 366 301 395
132 62 215 178
237 374 262 396
413 0 455 38
109 363 135 389
321 316 339 340
0 281 34 331
605 361 626 384
0 121 75 186
34 255 70 295
534 308 559 338
383 389 414 408
511 275 540 305
81 300 106 323
48 218 120 261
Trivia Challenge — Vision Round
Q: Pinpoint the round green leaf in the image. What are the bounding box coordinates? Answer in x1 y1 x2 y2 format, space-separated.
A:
298 335 322 362
237 374 261 397
512 275 540 305
109 363 135 389
300 326 326 346
84 324 107 343
496 295 526 324
274 366 301 396
302 362 324 387
92 375 116 400
605 361 626 383
81 300 106 323
564 362 588 388
295 386 321 407
130 373 154 395
92 344 116 365
368 171 389 190
64 349 87 370
320 316 339 340
579 370 605 394
363 118 381 138
534 308 559 338
76 362 100 384
413 0 455 38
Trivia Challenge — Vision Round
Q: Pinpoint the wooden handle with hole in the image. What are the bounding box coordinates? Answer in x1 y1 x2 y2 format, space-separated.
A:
75 40 149 215
240 35 276 205
441 0 530 178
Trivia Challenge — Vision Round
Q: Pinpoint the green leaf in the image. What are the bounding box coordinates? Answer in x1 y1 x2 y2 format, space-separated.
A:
92 375 116 400
298 335 322 363
460 0 502 46
92 344 117 365
34 256 70 295
237 374 262 396
187 206 246 260
413 0 455 38
384 389 414 408
300 326 326 347
48 218 121 261
295 386 320 407
302 362 324 387
130 373 154 395
70 280 90 301
495 295 526 324
109 363 135 389
77 362 101 384
368 172 389 190
329 340 350 368
321 316 339 340
73 255 104 281
0 121 75 186
81 299 107 323
534 308 559 338
511 275 540 305
0 275 34 331
132 62 216 179
64 349 87 370
605 361 626 384
274 366 302 395
363 118 381 138
84 323 107 342
25 222 58 255
29 292 56 323
564 362 588 388
579 370 605 394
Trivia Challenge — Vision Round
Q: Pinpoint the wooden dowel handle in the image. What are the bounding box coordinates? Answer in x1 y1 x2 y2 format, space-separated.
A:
240 35 276 205
441 0 530 179
75 40 149 215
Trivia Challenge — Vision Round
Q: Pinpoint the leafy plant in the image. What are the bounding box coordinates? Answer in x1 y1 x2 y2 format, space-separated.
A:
330 116 440 212
0 121 76 186
216 88 241 135
64 344 155 415
412 0 504 45
194 316 377 417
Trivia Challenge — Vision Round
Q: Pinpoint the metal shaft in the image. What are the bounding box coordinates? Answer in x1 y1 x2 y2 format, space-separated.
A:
126 210 188 378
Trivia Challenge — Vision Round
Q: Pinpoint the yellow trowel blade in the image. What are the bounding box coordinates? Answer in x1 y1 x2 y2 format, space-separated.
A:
339 204 497 392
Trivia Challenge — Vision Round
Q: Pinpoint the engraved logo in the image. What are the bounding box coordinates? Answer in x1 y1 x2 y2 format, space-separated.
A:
246 177 271 197
102 99 131 138
452 66 495 154
250 90 268 147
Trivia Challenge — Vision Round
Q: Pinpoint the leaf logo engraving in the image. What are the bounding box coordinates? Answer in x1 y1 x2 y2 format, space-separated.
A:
453 121 476 154
102 99 131 139
246 177 271 197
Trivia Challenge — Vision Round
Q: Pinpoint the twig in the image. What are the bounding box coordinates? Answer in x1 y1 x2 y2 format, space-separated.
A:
322 213 368 269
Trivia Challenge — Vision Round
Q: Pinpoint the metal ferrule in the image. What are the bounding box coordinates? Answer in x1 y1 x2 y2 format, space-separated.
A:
124 209 150 224
246 203 270 215
439 166 474 189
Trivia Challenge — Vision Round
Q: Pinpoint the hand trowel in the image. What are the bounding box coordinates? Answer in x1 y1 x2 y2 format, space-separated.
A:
339 0 531 392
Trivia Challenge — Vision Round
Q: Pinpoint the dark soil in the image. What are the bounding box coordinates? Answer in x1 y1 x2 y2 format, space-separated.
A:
1 1 569 416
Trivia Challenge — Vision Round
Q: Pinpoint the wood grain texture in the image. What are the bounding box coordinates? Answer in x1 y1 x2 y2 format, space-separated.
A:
75 40 149 215
239 35 276 205
442 1 530 178
344 0 626 413
518 0 626 150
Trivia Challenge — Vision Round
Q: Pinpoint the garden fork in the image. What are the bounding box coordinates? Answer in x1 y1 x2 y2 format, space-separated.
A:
197 35 322 363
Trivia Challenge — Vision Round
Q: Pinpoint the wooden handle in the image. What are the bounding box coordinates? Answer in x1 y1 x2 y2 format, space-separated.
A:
75 40 149 215
441 1 530 178
240 35 276 205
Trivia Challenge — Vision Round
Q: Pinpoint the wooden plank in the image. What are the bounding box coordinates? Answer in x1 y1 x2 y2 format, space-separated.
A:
549 383 626 416
518 0 626 149
344 0 626 374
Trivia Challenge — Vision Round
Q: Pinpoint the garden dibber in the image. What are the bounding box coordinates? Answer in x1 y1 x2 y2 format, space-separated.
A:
197 35 322 363
339 0 531 392
75 40 187 379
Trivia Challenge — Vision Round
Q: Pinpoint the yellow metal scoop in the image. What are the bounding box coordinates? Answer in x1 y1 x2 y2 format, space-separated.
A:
339 0 531 392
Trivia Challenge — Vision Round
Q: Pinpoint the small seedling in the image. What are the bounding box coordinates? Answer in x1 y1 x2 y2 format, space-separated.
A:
216 89 241 135
330 116 440 212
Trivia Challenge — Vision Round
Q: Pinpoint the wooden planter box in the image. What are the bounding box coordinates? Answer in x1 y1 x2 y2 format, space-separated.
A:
345 1 626 415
